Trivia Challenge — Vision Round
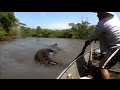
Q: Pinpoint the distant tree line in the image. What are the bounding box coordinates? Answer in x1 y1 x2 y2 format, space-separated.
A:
0 12 96 42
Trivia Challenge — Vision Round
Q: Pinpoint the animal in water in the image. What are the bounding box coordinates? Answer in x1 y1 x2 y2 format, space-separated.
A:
34 48 57 65
48 43 63 52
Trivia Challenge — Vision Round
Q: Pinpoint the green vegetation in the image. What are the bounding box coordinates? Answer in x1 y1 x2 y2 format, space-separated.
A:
0 12 96 42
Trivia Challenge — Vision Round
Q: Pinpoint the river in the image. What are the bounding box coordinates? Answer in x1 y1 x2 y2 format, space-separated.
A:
0 37 120 79
0 37 91 79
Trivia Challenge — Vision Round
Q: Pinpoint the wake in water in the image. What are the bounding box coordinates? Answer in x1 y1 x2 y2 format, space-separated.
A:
48 43 64 52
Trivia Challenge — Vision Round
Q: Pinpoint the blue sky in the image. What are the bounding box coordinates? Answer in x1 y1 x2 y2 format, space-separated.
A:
14 12 120 30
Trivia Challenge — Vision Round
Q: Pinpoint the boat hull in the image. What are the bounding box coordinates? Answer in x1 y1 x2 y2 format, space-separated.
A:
57 48 120 79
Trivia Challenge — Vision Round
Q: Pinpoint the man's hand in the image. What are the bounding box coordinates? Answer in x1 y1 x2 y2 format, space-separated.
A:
78 40 90 56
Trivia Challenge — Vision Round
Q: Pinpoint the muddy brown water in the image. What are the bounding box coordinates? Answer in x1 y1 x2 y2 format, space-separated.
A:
0 37 87 79
0 37 119 79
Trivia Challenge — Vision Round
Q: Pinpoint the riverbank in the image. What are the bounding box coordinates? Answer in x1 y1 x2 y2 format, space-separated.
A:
0 36 20 44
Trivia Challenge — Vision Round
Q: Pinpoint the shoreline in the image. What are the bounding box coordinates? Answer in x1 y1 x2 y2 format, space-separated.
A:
0 36 19 44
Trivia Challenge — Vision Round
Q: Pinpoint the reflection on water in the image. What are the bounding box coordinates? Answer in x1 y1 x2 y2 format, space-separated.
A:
0 37 86 79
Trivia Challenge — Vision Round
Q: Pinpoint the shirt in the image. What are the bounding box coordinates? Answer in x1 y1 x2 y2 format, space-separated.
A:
89 13 120 53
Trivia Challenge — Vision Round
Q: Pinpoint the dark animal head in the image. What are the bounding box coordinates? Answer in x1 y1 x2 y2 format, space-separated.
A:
54 43 58 46
47 49 57 55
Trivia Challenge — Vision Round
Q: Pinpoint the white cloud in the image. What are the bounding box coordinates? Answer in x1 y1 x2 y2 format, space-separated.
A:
42 22 70 30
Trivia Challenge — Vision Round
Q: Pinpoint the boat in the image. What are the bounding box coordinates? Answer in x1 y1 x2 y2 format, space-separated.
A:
56 47 120 79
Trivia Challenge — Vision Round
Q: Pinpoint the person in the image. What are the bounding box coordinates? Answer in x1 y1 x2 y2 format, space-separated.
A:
82 12 120 79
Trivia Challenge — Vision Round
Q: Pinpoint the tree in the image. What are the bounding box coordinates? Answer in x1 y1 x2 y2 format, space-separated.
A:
0 12 17 33
68 20 95 39
36 26 42 30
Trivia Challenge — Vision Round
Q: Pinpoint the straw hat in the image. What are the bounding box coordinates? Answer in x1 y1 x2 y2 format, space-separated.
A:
93 12 115 15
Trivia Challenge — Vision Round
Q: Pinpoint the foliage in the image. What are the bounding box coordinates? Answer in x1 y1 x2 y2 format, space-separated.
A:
17 20 96 39
0 12 17 33
0 12 96 41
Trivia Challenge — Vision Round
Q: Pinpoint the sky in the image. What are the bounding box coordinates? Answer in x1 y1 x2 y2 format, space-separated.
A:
14 12 120 30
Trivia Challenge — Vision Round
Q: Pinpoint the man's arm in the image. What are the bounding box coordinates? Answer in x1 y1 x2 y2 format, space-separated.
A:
88 25 104 43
